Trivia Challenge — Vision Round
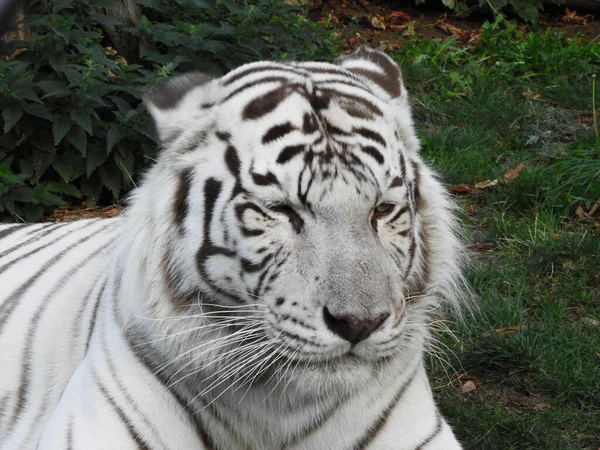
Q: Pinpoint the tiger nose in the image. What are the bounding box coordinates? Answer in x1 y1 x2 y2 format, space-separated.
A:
323 307 390 344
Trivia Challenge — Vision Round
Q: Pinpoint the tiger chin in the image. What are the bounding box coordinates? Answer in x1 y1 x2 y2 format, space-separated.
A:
0 47 467 449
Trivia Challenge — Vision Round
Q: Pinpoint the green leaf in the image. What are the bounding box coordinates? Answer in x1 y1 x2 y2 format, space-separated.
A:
10 77 42 103
22 103 52 121
18 159 34 178
52 115 72 145
80 174 103 206
99 164 122 199
68 126 87 156
22 204 45 222
33 151 55 179
61 183 83 199
37 80 71 99
86 145 107 177
2 106 23 133
70 108 93 135
37 190 66 206
106 127 123 154
31 135 56 154
108 95 132 113
10 187 36 203
52 150 74 181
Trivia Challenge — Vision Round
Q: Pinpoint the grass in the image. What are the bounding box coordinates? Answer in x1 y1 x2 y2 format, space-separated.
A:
390 19 600 450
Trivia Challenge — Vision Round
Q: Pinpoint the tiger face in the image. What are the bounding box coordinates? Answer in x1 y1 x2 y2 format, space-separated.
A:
127 47 463 393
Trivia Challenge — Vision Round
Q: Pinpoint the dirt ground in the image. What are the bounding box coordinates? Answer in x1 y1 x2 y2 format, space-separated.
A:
313 0 600 51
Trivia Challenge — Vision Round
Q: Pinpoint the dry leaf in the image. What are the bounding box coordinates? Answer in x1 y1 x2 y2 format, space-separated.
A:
478 325 526 339
466 31 481 44
389 24 408 31
533 402 553 410
576 205 589 218
436 20 469 41
494 326 527 335
561 8 592 25
371 16 386 30
461 381 477 393
475 179 498 189
388 11 411 22
501 162 525 183
522 89 541 100
465 204 477 214
449 185 481 195
387 43 401 51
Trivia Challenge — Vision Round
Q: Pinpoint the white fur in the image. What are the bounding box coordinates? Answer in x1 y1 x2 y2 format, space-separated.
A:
0 48 466 449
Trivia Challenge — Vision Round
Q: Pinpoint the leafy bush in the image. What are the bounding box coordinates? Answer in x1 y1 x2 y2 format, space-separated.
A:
0 0 335 222
417 0 564 23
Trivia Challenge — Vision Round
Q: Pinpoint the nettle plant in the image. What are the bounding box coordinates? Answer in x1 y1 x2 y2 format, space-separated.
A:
0 0 335 222
418 0 563 23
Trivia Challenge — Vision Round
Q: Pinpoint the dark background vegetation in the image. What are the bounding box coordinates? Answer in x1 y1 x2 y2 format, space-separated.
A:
1 1 599 448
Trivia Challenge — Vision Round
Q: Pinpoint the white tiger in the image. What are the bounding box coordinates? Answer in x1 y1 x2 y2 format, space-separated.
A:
0 47 466 449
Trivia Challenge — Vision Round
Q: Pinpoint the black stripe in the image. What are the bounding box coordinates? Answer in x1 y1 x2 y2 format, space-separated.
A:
222 64 297 86
360 146 384 164
413 413 443 450
92 370 151 449
0 222 70 265
243 87 290 121
85 277 109 351
0 220 108 335
390 205 409 223
66 416 74 450
0 394 10 425
195 179 241 304
173 168 193 230
125 330 217 450
355 127 386 147
0 224 27 241
224 145 240 178
277 145 305 164
262 122 295 145
302 112 319 134
350 368 417 450
178 129 208 153
251 171 280 187
404 236 417 279
7 228 116 432
320 89 383 117
102 334 169 450
390 243 406 258
222 76 289 103
281 398 344 447
390 176 403 188
411 160 422 201
240 253 273 273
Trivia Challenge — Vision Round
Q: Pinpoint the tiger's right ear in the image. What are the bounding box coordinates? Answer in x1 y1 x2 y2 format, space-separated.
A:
144 72 215 143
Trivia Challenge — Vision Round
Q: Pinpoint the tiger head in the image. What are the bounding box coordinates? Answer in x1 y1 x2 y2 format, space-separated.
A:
121 47 465 395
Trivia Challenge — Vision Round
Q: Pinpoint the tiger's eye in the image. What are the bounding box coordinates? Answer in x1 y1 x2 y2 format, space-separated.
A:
373 203 395 219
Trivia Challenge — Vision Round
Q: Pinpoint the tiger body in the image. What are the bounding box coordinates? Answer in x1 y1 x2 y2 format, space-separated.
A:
0 48 465 449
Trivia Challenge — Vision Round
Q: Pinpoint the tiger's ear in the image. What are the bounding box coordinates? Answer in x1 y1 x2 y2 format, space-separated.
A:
336 47 420 153
334 46 406 101
144 72 215 143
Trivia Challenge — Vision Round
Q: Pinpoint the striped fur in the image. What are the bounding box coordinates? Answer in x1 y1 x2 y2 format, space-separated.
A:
0 47 466 449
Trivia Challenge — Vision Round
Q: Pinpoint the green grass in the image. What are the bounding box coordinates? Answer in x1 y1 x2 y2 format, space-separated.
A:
391 19 600 450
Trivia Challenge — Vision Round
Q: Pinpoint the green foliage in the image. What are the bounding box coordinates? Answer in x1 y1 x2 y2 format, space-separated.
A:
0 0 335 222
420 0 564 23
391 22 599 449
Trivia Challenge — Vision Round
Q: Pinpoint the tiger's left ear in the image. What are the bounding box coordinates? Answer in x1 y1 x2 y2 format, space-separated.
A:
144 72 216 144
334 46 406 101
335 47 419 153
